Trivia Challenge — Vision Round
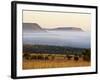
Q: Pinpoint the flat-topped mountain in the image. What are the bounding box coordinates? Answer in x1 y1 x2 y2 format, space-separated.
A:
23 23 45 32
45 27 83 31
23 23 83 32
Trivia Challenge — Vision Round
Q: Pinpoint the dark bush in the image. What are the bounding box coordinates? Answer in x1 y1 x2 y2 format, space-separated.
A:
66 55 72 60
74 56 79 61
82 49 91 61
23 53 31 60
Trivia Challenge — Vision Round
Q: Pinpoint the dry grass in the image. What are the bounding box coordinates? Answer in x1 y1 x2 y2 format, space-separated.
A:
23 59 90 70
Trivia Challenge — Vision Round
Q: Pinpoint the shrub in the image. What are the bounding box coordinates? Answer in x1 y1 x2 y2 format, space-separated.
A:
23 53 31 60
82 49 91 61
74 56 79 61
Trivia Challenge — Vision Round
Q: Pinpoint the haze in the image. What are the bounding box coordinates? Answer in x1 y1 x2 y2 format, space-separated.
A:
23 31 90 48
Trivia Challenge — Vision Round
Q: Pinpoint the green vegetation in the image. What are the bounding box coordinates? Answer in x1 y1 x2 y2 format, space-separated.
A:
82 49 91 61
23 44 85 55
23 44 91 62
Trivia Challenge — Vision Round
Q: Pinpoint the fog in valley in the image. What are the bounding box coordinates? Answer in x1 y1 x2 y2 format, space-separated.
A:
23 30 90 48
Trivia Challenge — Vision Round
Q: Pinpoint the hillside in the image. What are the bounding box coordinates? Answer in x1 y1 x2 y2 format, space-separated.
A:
23 23 83 32
45 27 83 31
23 44 87 55
23 23 45 32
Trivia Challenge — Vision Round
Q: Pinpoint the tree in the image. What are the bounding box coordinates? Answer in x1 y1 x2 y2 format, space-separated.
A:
66 55 72 60
82 49 91 61
74 56 79 61
23 53 31 60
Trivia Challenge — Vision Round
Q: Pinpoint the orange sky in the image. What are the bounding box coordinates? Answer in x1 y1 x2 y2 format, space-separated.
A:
23 10 91 31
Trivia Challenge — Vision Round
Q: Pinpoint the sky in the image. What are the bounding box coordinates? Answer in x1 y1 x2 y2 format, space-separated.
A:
23 10 91 31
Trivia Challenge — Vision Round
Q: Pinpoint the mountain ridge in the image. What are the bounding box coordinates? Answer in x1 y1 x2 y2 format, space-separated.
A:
23 23 83 32
44 27 83 31
23 23 45 32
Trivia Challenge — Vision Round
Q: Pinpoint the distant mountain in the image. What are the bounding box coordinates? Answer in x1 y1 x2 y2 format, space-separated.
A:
45 27 83 31
23 23 83 32
23 23 45 32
